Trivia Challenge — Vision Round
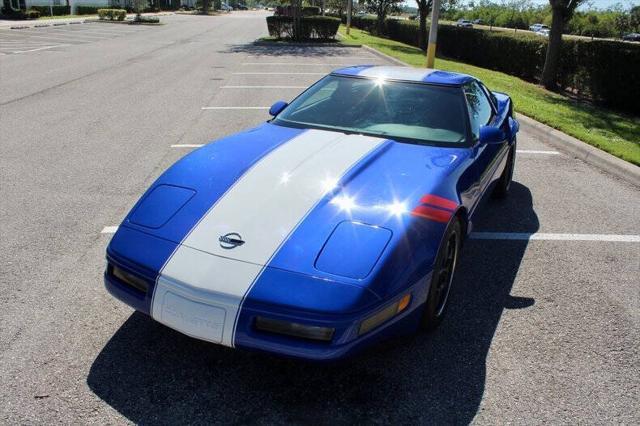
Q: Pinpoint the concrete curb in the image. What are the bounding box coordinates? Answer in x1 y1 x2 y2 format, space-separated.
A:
360 44 407 65
517 115 640 187
362 43 640 187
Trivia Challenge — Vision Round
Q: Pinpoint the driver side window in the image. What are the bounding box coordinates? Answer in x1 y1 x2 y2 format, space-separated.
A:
464 81 493 140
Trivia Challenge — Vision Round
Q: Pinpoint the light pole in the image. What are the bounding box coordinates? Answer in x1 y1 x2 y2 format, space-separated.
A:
346 0 352 35
425 0 441 68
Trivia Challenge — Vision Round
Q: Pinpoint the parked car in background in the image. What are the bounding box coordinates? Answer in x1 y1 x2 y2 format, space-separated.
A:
529 23 549 32
456 19 473 28
472 19 482 24
236 3 248 9
221 2 233 11
622 33 640 42
536 28 550 37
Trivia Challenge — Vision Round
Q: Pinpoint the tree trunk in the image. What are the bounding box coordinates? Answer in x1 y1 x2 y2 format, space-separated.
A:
541 7 564 90
418 3 428 50
292 0 302 41
376 6 385 34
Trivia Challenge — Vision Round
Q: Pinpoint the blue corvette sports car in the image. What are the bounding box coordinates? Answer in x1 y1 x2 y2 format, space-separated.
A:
105 65 519 361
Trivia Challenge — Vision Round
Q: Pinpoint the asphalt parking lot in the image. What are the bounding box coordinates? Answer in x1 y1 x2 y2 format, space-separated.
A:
1 11 638 424
0 21 156 55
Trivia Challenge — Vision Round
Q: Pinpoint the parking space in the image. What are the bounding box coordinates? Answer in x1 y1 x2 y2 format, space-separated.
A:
1 12 638 424
0 22 153 55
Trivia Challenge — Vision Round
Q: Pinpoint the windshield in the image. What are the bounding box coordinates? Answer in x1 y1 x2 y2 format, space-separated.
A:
273 75 468 146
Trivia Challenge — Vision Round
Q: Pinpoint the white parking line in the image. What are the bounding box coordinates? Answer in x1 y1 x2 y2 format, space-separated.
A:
221 85 307 89
171 144 204 148
233 72 326 75
100 225 640 243
101 226 119 234
201 106 269 110
12 44 67 53
517 150 560 155
241 62 381 66
246 56 377 61
470 232 640 242
0 32 102 43
14 28 108 39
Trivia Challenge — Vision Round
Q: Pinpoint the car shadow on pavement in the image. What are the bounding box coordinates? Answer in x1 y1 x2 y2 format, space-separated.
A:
224 43 376 58
88 181 538 424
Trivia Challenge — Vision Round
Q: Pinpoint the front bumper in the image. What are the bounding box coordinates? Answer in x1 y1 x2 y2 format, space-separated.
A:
104 226 429 361
105 263 426 361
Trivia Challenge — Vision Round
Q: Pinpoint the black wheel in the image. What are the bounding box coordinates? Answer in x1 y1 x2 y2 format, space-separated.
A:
493 139 516 199
421 218 462 331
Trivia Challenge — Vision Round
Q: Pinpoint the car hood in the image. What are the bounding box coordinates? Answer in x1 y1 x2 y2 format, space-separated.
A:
120 123 470 287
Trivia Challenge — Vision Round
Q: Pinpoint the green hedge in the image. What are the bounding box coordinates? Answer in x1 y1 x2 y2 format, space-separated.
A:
75 5 101 15
133 15 160 23
266 16 340 40
24 8 41 19
97 8 126 20
347 16 640 115
28 5 71 16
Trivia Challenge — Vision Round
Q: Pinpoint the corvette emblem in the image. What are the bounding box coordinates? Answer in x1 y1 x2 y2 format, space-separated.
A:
218 232 245 249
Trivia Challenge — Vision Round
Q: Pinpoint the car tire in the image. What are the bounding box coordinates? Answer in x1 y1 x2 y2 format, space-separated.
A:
420 217 462 331
492 139 516 198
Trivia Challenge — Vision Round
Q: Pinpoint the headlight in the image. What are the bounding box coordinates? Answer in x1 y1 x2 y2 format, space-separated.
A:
254 317 335 342
359 293 411 336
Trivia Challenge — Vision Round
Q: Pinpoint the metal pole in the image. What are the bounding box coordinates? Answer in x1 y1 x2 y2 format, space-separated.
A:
346 0 352 35
425 0 441 68
49 0 53 16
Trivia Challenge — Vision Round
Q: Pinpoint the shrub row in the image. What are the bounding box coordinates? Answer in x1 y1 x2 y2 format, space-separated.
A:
24 8 41 19
0 7 41 19
347 16 640 115
133 15 160 23
274 6 321 17
28 5 71 16
75 5 101 15
98 8 126 20
266 16 340 40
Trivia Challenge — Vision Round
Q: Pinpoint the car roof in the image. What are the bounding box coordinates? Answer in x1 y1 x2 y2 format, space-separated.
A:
331 65 475 86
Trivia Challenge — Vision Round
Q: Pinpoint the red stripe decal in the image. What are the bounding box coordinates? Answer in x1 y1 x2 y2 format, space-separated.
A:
419 194 458 211
411 205 452 223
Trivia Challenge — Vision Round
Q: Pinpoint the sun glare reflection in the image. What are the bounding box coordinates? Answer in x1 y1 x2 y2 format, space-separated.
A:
331 195 357 213
386 201 408 217
321 176 339 193
280 172 291 184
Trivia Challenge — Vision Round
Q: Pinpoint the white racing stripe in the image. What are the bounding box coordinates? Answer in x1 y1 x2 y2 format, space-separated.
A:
358 66 437 81
152 130 386 347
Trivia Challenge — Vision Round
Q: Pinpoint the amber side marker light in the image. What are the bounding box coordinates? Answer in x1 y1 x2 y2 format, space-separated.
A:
359 294 411 336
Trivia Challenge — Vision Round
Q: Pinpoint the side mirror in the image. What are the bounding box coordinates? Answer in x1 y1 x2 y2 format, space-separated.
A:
508 117 519 138
479 125 505 145
269 101 288 117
